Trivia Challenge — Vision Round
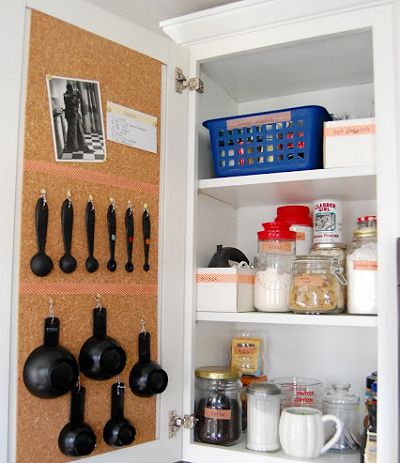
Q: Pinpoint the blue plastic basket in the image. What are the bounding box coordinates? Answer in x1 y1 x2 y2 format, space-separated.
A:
203 105 331 177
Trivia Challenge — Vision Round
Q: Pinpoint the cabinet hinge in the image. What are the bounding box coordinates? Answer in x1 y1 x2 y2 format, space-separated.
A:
169 410 198 438
175 68 204 94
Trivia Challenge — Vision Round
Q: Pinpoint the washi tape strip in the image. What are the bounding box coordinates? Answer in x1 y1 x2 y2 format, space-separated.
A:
19 281 158 296
24 159 159 196
226 111 291 130
324 124 375 137
196 273 254 284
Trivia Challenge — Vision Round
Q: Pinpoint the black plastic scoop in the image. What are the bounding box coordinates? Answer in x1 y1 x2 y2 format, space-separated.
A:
30 190 53 277
107 200 117 272
85 196 98 273
142 205 150 271
125 202 134 272
59 194 77 273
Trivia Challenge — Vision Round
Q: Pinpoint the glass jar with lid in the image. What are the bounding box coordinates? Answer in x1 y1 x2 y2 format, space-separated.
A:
288 256 347 314
194 366 242 446
346 228 377 314
253 223 295 312
323 383 361 452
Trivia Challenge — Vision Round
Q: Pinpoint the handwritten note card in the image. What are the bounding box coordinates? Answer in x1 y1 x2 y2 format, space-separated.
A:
106 101 157 153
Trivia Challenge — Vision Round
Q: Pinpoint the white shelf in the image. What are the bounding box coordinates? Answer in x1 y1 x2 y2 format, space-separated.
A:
196 311 377 328
198 166 376 208
187 438 360 463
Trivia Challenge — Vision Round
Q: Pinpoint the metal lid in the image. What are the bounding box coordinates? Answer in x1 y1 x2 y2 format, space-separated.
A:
247 381 281 396
311 243 347 250
195 366 242 380
353 228 377 238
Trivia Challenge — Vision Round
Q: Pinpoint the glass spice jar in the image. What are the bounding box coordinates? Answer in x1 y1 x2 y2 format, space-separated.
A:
194 366 242 446
288 256 347 314
323 383 361 452
256 222 296 257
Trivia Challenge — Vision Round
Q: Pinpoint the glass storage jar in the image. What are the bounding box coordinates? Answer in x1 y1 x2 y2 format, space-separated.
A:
254 255 293 312
256 222 296 257
346 228 377 314
288 256 346 314
323 383 361 452
247 382 281 452
194 366 242 446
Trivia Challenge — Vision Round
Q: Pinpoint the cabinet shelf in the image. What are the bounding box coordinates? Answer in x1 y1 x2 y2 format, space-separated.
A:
196 311 377 328
188 438 360 463
198 166 376 208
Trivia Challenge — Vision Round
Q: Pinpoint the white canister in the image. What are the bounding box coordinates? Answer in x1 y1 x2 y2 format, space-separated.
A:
275 205 313 255
279 407 343 459
313 199 343 244
247 382 281 452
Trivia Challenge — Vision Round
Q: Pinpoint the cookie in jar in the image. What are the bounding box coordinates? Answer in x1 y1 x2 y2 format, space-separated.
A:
288 256 347 314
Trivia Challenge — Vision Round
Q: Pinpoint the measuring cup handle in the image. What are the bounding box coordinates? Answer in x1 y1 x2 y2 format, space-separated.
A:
321 414 343 454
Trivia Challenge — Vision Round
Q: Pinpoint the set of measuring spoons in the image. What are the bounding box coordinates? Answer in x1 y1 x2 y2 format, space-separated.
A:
30 189 151 277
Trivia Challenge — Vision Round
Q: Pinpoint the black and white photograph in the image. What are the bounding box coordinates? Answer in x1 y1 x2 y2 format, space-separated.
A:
46 76 106 162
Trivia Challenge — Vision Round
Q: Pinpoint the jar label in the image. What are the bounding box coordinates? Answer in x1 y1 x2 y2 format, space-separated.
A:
204 407 232 420
296 232 306 241
294 274 324 287
261 241 292 253
353 260 378 271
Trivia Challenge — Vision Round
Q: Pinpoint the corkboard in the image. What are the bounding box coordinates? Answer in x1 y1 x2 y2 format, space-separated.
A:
17 10 162 463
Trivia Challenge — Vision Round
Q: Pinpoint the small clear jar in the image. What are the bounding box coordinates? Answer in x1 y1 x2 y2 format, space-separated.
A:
288 256 346 314
194 366 242 446
257 222 296 256
323 383 361 452
254 255 293 312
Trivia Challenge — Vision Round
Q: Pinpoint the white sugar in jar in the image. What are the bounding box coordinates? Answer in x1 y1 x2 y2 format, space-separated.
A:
346 228 377 314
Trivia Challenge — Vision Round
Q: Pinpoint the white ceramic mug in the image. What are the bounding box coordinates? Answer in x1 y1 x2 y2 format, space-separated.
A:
279 407 343 459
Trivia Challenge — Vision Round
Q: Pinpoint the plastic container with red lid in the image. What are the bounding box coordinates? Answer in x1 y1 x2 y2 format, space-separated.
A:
274 205 312 255
257 222 296 256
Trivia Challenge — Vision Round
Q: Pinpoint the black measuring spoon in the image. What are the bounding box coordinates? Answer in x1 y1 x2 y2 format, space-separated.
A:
59 192 77 273
85 196 98 273
30 189 53 277
125 202 134 272
142 204 150 272
107 199 117 272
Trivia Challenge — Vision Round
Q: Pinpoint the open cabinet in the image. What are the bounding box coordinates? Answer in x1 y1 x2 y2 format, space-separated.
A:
161 1 399 462
2 1 399 463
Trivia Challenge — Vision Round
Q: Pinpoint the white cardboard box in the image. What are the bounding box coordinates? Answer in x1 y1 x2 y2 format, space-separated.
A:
323 117 375 168
196 267 255 312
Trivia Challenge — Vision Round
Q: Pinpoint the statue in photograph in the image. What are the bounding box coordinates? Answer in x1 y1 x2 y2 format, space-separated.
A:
63 83 93 154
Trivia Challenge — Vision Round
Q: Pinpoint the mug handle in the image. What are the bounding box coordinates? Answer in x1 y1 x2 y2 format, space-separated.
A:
321 414 344 454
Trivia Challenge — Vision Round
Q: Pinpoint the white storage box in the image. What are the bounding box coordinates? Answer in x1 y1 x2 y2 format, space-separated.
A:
323 118 375 168
196 267 255 312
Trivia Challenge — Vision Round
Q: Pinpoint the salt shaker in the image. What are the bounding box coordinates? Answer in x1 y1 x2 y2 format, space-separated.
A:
247 382 281 452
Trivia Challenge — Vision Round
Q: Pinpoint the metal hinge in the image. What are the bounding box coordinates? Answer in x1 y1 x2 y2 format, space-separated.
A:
169 410 198 438
175 68 204 94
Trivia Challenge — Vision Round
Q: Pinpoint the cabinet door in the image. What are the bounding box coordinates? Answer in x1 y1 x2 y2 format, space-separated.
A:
1 1 189 462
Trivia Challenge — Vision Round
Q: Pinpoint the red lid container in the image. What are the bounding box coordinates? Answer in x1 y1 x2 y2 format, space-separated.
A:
274 205 312 227
258 222 296 241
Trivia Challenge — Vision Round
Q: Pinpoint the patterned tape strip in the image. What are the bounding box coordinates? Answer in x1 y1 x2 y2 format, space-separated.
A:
24 159 159 195
19 281 158 296
324 124 375 137
226 111 291 130
196 274 254 284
